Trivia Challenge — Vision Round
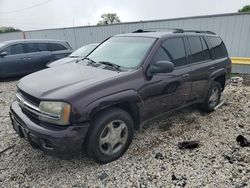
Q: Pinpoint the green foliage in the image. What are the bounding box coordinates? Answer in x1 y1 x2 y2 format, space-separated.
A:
0 26 21 33
238 5 250 12
97 13 121 26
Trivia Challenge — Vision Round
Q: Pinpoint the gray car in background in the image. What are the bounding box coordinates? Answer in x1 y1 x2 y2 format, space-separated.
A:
0 39 72 78
46 43 98 67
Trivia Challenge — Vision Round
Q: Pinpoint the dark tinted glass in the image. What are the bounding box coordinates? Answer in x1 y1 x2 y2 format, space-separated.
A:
4 44 24 55
26 43 40 53
189 36 204 63
37 43 49 51
208 36 228 58
200 37 210 60
153 38 186 67
49 43 67 51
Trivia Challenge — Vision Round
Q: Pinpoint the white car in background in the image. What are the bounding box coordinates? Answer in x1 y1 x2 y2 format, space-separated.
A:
47 43 98 67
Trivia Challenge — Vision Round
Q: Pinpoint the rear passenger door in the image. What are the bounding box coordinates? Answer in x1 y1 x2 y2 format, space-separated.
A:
141 37 192 120
0 43 27 76
187 35 213 101
25 43 52 73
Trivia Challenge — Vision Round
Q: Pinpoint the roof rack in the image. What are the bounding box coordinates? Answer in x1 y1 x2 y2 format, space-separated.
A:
132 29 154 33
132 28 216 35
132 28 184 33
174 30 216 35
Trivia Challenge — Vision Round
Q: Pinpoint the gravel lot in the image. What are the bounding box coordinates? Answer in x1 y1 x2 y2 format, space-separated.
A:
0 77 249 188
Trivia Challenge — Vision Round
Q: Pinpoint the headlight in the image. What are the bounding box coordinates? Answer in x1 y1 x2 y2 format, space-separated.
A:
39 101 71 125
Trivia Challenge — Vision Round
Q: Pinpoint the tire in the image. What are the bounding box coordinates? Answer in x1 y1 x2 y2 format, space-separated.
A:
85 107 134 164
200 81 222 112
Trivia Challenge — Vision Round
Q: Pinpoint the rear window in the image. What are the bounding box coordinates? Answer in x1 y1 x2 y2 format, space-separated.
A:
207 36 228 59
188 36 210 63
49 43 67 51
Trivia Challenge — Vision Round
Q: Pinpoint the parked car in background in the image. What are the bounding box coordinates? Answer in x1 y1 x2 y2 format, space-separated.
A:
47 43 98 67
0 39 72 78
10 29 231 163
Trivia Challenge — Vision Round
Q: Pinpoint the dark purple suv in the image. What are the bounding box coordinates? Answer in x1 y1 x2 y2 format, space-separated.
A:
10 29 231 163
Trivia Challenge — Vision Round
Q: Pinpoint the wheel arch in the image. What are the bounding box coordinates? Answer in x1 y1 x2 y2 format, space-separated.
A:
86 90 142 130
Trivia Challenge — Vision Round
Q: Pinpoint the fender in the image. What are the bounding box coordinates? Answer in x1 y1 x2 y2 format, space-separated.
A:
209 67 226 81
78 89 143 123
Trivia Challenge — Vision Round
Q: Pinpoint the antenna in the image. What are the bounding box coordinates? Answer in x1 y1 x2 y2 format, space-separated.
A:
73 18 77 52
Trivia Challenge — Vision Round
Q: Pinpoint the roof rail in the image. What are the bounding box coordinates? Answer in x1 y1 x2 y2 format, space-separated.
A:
174 30 216 35
132 28 184 33
132 28 216 35
132 29 154 33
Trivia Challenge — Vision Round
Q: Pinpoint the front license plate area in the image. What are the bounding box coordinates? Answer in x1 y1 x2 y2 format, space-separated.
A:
11 115 29 140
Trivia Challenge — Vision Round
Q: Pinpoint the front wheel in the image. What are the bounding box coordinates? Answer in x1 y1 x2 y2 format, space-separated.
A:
85 107 134 164
200 82 222 112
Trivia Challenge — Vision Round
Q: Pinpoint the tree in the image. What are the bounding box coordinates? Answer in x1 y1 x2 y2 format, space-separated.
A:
238 5 250 12
0 26 21 33
97 13 121 25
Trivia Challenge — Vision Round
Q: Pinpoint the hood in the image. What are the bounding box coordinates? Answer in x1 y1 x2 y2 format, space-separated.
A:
18 63 121 99
47 57 78 67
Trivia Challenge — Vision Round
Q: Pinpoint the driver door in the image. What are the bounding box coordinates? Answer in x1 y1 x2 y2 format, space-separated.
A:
140 37 192 120
0 43 27 77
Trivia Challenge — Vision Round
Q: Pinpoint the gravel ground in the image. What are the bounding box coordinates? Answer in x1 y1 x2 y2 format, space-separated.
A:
0 78 249 188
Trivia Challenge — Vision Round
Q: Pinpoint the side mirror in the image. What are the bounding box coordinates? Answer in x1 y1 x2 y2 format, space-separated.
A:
0 51 8 57
147 61 174 76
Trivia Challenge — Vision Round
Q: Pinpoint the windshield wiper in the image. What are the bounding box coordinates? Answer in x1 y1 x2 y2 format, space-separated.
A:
98 61 120 71
69 55 79 58
81 57 97 65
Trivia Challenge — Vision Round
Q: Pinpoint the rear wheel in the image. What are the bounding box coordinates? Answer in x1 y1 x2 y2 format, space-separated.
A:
200 82 222 112
86 107 134 164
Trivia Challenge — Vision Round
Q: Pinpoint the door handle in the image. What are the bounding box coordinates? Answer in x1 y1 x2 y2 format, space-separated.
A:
27 57 32 60
182 74 190 78
20 58 26 61
209 67 215 70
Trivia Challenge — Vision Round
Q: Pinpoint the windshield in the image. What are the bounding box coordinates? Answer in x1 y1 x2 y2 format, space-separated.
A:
87 37 156 68
0 42 8 49
70 44 97 57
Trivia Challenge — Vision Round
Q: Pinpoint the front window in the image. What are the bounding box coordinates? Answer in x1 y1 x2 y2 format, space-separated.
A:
87 37 156 69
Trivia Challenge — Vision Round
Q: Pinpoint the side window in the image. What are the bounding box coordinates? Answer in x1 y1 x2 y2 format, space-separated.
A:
3 44 25 55
188 36 204 63
200 37 211 60
26 43 40 53
207 36 228 59
37 43 49 51
153 38 186 67
49 43 67 51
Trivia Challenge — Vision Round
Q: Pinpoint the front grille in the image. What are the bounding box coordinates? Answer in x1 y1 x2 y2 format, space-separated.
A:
18 89 40 106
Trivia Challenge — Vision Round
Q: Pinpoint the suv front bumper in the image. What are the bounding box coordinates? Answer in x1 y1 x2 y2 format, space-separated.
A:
10 101 90 159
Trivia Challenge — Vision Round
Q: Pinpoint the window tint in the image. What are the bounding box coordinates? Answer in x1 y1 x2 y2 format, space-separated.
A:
200 37 210 60
26 43 39 53
188 36 204 63
4 44 24 55
208 36 228 58
153 38 186 67
26 43 50 53
37 43 49 51
49 43 67 51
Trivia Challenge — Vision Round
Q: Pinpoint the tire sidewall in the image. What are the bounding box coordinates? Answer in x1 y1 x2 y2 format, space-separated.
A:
86 108 134 163
206 82 222 111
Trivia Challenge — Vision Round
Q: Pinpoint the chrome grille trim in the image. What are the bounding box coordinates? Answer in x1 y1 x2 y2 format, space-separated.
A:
16 93 60 120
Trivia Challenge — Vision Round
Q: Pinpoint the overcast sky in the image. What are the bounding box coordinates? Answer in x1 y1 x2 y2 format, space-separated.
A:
0 0 250 31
